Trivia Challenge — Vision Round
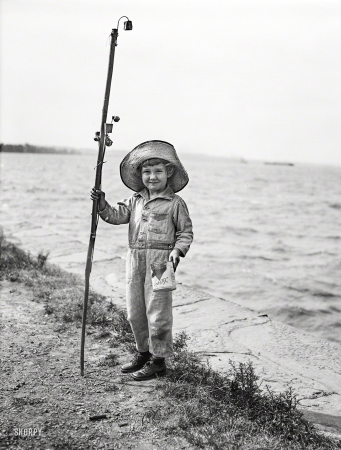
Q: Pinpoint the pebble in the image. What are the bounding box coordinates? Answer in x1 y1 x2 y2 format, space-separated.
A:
89 414 107 421
118 422 128 427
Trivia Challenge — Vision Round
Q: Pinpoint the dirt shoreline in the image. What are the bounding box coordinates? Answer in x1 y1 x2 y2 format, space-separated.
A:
0 280 192 450
2 222 341 445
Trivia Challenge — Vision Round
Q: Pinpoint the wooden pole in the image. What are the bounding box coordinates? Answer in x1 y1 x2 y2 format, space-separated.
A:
81 28 118 376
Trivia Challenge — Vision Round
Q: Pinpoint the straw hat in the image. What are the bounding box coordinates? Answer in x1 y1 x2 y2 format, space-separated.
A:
120 140 189 193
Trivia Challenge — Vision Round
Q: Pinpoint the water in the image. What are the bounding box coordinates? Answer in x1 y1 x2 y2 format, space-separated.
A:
1 152 340 344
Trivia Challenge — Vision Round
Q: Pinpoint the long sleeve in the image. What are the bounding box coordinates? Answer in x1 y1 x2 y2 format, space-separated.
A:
98 198 131 225
172 197 193 257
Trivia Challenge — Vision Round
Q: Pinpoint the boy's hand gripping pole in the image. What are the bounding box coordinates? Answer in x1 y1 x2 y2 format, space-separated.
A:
81 22 130 376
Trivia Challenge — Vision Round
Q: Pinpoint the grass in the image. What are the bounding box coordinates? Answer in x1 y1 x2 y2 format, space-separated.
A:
1 239 340 450
151 333 339 449
0 241 134 341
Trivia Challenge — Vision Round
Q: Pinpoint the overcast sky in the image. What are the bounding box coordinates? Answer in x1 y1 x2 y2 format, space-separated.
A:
1 0 341 165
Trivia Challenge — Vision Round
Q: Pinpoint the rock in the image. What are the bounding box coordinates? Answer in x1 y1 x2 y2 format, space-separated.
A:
118 422 128 427
89 414 107 421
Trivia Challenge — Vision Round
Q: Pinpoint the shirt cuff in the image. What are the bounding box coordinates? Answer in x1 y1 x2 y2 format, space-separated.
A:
174 246 186 257
98 201 109 214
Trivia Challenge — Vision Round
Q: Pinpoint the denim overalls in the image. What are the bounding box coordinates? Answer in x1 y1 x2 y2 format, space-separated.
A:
99 185 193 357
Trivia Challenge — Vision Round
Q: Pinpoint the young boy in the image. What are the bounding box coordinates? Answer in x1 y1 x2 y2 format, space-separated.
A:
91 140 193 380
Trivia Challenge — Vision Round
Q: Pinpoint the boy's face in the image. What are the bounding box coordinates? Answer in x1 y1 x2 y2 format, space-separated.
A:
141 163 169 195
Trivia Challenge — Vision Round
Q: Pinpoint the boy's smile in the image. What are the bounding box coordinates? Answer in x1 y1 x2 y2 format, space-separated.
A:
141 163 169 196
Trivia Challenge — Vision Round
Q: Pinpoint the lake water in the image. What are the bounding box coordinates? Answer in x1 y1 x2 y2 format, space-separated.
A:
1 151 340 344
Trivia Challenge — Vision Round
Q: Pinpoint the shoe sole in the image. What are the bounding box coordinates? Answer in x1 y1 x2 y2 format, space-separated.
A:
131 368 167 381
121 365 145 374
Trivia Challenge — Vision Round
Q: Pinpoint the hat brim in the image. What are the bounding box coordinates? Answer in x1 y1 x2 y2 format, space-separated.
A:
120 140 189 193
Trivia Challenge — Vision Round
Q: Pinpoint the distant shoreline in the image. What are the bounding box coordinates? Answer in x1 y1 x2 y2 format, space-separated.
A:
264 161 294 166
0 143 80 155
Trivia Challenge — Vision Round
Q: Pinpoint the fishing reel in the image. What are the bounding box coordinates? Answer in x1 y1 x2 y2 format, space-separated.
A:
105 136 113 147
94 116 120 147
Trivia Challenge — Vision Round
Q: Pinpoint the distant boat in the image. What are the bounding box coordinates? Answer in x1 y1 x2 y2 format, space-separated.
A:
264 162 294 167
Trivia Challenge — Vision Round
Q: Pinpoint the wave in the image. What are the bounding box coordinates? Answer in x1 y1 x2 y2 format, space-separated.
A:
26 187 47 193
240 254 288 262
303 250 336 257
285 284 339 299
272 245 289 253
329 202 341 210
276 305 341 318
312 291 338 299
286 285 311 294
223 226 258 236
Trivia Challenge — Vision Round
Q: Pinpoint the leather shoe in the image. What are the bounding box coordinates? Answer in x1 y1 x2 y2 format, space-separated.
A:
131 361 166 381
121 352 151 373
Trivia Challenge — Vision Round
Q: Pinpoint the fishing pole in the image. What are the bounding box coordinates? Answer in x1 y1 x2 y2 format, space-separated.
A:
81 17 133 376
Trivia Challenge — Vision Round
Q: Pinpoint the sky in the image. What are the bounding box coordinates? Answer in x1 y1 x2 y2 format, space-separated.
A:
1 0 341 165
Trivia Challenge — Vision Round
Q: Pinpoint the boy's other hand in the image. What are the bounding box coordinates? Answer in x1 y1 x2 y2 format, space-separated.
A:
169 249 181 272
90 187 106 211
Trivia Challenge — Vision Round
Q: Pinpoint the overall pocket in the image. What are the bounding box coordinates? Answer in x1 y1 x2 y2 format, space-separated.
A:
148 213 168 234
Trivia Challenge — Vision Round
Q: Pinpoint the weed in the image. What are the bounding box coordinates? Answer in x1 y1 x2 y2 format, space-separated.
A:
99 352 119 367
44 303 54 315
37 251 49 268
0 242 33 280
110 309 135 349
0 241 51 280
94 329 112 339
152 332 340 450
